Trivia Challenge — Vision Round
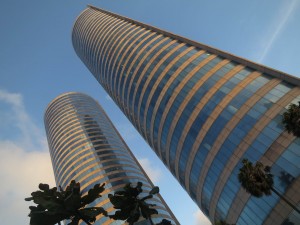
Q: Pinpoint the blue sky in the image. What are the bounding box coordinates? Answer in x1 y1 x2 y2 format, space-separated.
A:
1 0 300 224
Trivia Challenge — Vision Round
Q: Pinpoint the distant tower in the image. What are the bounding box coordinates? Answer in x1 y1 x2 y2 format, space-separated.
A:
44 92 179 225
72 6 300 225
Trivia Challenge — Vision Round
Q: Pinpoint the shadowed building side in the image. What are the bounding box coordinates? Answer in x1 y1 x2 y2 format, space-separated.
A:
44 92 179 225
72 6 300 225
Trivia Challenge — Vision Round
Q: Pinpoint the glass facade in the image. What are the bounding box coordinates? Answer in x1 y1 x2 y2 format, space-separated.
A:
44 92 178 225
72 6 300 225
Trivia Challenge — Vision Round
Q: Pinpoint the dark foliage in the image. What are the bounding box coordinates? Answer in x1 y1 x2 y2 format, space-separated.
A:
238 159 300 214
156 219 173 225
25 180 107 225
238 159 273 197
108 182 172 225
282 102 300 137
215 220 235 225
26 180 173 225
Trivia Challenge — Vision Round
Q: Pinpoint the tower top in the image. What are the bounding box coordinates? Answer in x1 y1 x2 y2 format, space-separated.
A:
86 4 300 86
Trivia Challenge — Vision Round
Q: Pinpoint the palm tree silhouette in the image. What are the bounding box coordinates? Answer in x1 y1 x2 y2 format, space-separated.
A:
109 182 172 225
238 159 300 214
282 102 300 137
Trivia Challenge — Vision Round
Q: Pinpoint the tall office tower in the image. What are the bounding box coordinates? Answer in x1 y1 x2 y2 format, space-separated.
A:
44 92 178 225
72 6 300 225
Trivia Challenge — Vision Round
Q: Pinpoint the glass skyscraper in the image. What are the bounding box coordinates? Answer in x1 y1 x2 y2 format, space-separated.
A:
72 6 300 225
44 92 178 225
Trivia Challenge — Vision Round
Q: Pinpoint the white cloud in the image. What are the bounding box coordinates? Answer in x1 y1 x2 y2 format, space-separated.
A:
193 209 212 225
0 89 55 225
0 141 55 225
0 89 23 106
0 89 46 150
138 157 163 183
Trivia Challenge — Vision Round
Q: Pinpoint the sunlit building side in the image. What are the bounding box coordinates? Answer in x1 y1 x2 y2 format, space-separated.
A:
44 92 179 225
72 6 300 225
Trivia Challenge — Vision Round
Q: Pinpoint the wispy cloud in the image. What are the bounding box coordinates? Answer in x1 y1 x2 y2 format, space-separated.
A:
258 0 299 62
193 209 211 225
0 89 55 225
138 157 163 183
0 89 46 150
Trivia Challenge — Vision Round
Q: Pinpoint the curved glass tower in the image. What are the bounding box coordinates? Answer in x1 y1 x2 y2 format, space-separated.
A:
72 6 300 225
44 92 178 225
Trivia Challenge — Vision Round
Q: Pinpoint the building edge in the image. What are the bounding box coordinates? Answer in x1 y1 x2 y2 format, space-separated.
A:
86 4 300 87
